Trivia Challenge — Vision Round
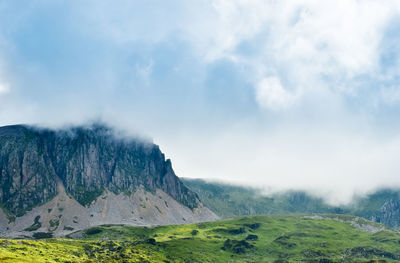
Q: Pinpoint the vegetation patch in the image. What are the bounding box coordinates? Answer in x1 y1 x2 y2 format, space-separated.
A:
221 239 253 254
49 217 60 231
245 234 258 241
302 248 328 258
243 222 261 229
273 234 297 249
214 227 246 235
155 205 162 213
32 232 53 239
84 227 103 236
343 246 399 260
146 238 157 245
74 186 104 206
24 215 41 231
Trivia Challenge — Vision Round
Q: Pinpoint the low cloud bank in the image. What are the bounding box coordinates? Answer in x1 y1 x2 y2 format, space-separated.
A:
158 123 400 206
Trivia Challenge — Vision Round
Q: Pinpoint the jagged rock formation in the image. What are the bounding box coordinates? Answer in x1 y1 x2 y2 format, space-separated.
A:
374 199 400 228
0 124 218 237
352 190 400 229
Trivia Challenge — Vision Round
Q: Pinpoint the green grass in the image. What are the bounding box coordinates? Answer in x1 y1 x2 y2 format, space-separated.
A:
181 178 344 219
1 215 400 262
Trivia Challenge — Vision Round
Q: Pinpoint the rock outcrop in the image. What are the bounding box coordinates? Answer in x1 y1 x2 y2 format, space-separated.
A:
374 198 400 228
0 124 218 237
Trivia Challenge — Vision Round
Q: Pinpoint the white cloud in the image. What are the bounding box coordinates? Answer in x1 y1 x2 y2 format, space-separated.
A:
160 125 400 205
255 76 295 110
74 1 400 110
183 0 400 109
0 61 10 98
0 82 9 95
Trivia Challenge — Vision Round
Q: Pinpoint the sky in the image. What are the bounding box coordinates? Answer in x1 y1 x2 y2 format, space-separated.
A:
1 0 400 204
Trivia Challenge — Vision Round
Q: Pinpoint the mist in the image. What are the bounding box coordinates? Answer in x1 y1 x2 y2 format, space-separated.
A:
1 0 400 205
159 124 400 205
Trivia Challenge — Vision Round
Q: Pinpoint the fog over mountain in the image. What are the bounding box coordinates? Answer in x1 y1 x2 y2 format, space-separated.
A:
1 1 400 204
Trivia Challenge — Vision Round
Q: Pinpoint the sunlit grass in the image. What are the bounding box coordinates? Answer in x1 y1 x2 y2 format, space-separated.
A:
1 215 400 262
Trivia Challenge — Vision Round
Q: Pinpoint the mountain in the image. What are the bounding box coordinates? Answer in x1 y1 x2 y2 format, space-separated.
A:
0 124 217 238
181 178 345 218
351 189 400 229
2 214 400 262
182 178 400 229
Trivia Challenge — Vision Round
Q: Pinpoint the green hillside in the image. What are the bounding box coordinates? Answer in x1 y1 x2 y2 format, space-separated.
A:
181 178 345 218
181 178 400 229
1 215 400 262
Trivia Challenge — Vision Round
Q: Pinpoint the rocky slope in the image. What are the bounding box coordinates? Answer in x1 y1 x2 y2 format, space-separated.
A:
352 190 400 229
0 124 217 237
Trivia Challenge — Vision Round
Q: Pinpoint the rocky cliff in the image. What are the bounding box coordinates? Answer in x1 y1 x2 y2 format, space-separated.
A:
377 199 400 227
0 124 217 236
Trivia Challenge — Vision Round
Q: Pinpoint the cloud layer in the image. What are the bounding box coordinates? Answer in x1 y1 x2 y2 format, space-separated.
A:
1 1 400 203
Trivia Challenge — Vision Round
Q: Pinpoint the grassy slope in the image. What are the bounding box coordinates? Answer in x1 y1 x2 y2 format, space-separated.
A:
1 215 400 262
181 178 345 218
181 178 400 229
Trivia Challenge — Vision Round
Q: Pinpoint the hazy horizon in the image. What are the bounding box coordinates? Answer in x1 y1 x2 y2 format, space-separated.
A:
1 0 400 205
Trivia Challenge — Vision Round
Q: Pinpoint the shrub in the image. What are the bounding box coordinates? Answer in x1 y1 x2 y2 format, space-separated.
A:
24 216 41 231
33 232 53 239
244 223 261 230
146 238 156 245
85 227 103 235
245 234 258 241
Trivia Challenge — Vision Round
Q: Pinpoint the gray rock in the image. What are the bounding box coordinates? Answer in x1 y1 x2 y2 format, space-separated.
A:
1 180 218 238
377 198 400 228
0 124 217 232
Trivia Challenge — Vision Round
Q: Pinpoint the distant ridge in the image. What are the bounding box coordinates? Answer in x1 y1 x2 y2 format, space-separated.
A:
182 178 400 229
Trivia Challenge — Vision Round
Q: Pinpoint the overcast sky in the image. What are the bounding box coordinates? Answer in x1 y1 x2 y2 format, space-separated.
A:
1 0 400 204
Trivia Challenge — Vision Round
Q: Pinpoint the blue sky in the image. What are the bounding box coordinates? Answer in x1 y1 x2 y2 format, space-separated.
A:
1 0 400 203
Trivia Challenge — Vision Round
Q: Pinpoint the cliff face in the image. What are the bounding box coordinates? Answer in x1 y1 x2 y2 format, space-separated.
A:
0 124 200 217
375 198 400 228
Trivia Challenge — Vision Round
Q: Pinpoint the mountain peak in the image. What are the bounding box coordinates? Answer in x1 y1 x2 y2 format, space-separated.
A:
0 124 217 237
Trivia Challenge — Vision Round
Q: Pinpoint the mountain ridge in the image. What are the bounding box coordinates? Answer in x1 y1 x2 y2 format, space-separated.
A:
0 124 217 237
182 178 400 229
